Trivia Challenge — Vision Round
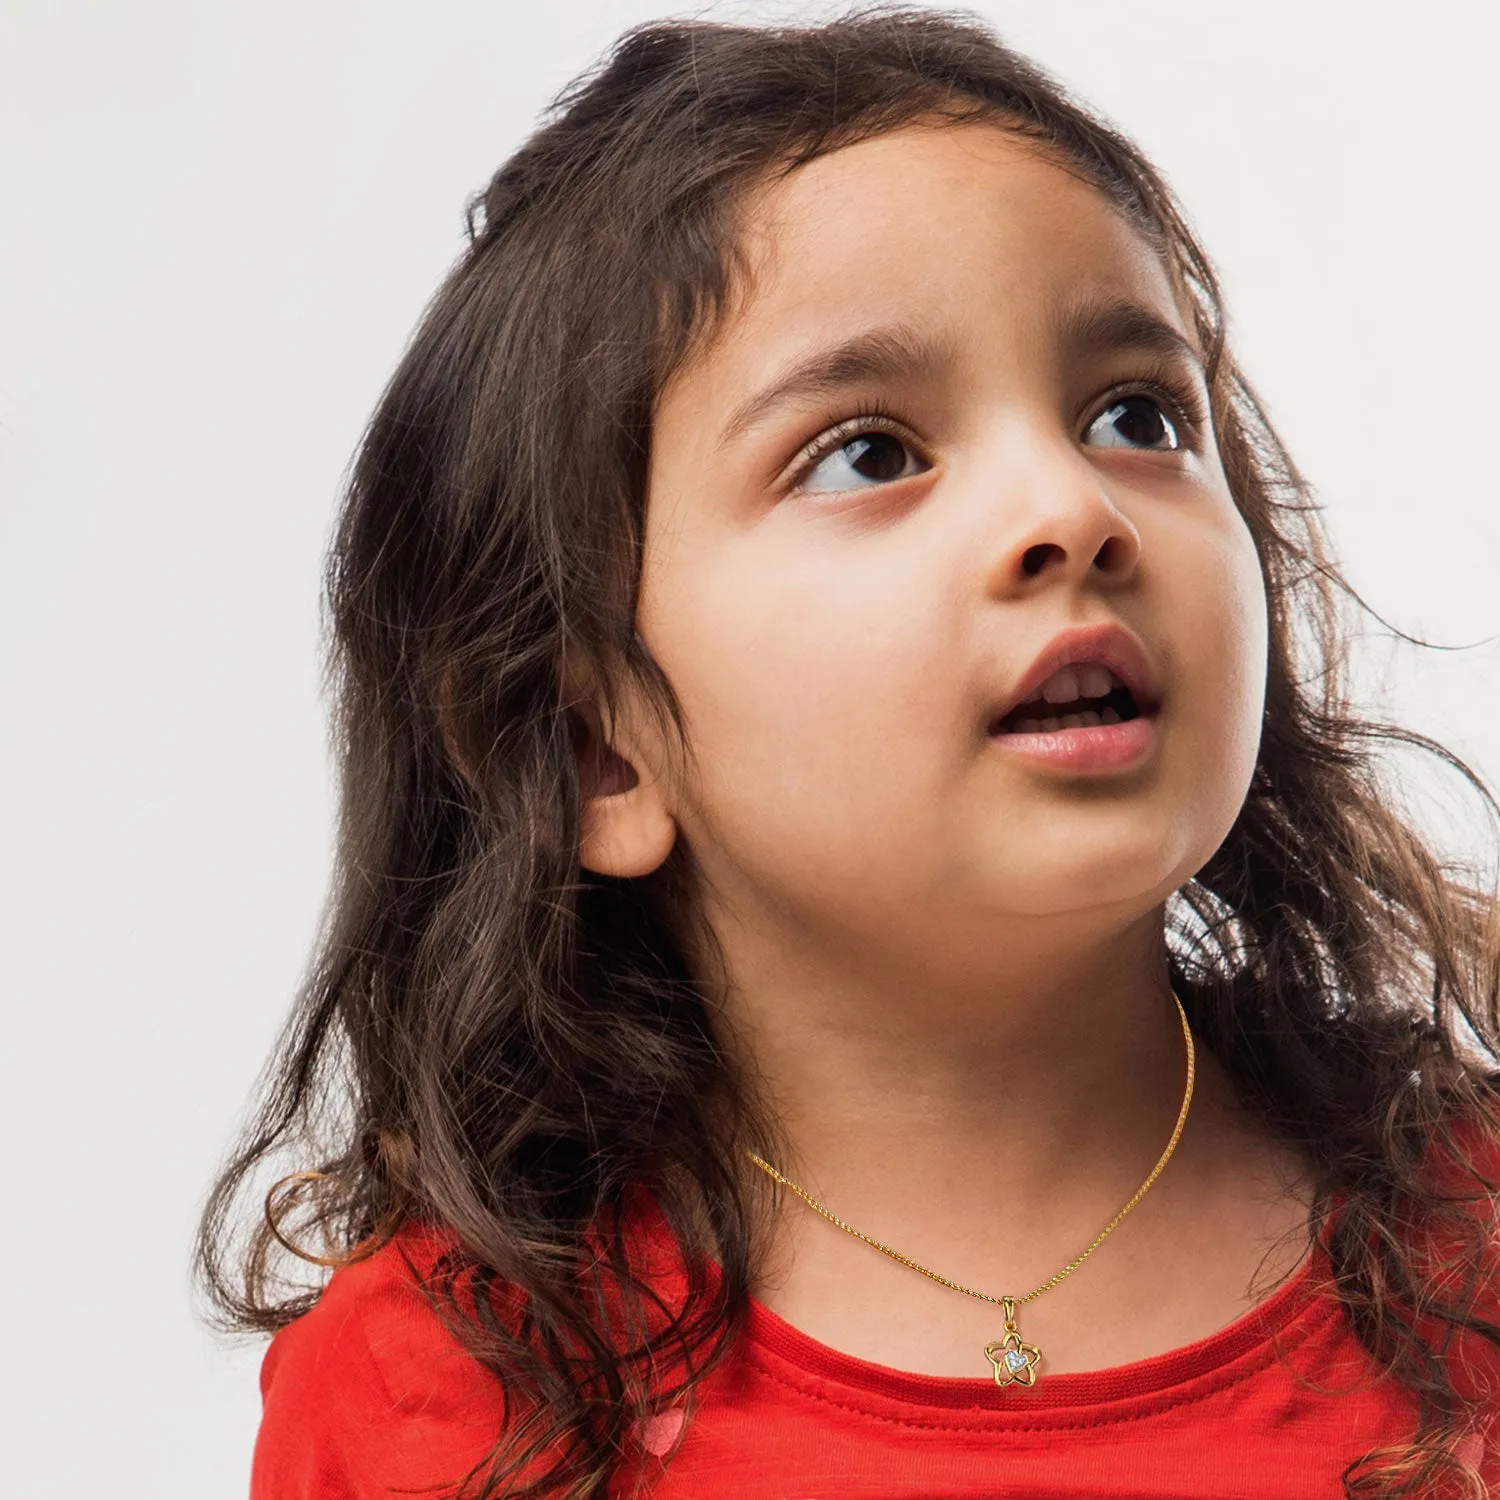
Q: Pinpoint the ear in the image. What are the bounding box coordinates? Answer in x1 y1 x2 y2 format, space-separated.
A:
568 693 678 880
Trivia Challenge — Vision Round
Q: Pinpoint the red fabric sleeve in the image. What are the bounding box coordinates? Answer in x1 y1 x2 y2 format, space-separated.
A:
250 1234 514 1500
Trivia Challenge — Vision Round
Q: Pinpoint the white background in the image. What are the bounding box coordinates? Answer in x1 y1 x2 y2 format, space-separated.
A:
3 2 1497 1494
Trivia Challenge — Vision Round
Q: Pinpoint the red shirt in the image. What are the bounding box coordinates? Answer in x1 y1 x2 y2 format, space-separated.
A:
252 1193 1499 1498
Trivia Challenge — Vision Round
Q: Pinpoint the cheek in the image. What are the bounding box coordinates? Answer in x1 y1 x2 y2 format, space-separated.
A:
644 538 955 851
1179 516 1269 812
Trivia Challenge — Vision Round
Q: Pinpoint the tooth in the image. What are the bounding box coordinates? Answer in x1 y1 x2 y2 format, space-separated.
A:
1017 718 1041 733
1076 711 1102 727
1077 665 1113 700
1040 668 1081 705
1099 707 1121 724
1037 716 1063 732
1060 714 1084 728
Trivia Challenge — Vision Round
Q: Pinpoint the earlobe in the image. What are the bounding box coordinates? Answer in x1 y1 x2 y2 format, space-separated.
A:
570 703 678 878
579 783 678 878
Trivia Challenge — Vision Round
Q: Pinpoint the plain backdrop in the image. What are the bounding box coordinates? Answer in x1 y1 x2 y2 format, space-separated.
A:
3 2 1498 1494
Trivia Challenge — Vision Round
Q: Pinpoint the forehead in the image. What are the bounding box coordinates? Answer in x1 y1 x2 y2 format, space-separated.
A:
667 121 1187 408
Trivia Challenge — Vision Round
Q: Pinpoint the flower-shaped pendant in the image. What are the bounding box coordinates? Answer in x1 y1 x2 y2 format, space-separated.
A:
984 1297 1041 1388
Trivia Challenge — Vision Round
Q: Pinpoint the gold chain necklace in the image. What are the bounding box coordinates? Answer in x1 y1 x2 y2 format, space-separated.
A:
746 987 1195 1389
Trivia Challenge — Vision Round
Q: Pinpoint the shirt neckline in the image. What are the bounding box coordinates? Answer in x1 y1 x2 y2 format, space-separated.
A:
736 1235 1337 1414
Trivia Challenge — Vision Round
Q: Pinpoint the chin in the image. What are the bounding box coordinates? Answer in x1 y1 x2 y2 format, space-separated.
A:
994 834 1205 921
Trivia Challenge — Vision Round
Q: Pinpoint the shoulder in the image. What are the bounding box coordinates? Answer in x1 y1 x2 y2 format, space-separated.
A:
1412 1107 1500 1401
251 1223 509 1500
1415 1103 1500 1230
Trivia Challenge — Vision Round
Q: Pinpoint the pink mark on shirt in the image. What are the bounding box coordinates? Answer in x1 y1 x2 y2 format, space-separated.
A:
1454 1431 1485 1468
639 1407 685 1456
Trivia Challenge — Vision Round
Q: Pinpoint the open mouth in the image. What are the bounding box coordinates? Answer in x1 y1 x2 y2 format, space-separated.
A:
987 666 1149 736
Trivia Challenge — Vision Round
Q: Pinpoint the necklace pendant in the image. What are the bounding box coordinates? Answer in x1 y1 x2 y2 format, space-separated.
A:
984 1296 1042 1389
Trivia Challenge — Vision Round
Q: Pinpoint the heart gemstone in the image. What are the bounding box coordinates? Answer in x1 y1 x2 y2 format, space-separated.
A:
1004 1349 1028 1372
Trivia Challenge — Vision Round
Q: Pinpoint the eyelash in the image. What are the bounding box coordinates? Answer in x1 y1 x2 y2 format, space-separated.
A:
1107 358 1209 444
785 363 1209 492
787 397 917 490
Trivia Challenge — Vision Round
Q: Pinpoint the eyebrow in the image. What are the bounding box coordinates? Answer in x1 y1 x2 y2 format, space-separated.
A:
1052 294 1205 372
715 323 956 450
714 295 1205 451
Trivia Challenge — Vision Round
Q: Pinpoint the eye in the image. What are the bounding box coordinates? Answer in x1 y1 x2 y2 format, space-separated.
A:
798 427 928 493
1083 393 1181 452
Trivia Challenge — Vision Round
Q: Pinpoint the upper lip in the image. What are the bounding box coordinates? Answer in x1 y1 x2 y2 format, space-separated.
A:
988 621 1162 730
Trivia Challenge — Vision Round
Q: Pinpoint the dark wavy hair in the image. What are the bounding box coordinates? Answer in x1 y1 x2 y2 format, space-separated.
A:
195 8 1500 1496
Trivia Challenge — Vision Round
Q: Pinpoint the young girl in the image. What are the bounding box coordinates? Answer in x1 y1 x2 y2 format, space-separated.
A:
198 9 1500 1498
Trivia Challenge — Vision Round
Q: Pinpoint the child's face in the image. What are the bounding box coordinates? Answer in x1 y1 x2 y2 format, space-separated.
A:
615 122 1266 971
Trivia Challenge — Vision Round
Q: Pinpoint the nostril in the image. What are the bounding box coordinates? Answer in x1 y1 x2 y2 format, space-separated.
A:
1020 542 1062 577
1094 536 1120 570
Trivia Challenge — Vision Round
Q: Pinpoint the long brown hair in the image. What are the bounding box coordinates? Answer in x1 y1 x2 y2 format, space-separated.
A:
195 8 1500 1496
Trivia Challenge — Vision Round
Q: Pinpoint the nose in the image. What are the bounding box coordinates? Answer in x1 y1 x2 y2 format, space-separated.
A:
983 442 1142 599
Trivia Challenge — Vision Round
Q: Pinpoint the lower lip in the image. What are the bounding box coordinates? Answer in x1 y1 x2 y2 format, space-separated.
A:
987 713 1157 772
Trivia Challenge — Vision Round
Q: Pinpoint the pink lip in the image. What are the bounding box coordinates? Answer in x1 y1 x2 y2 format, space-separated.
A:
990 714 1156 772
985 620 1162 774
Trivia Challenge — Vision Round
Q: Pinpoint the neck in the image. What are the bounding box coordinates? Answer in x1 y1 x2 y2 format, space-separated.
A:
709 904 1206 1296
